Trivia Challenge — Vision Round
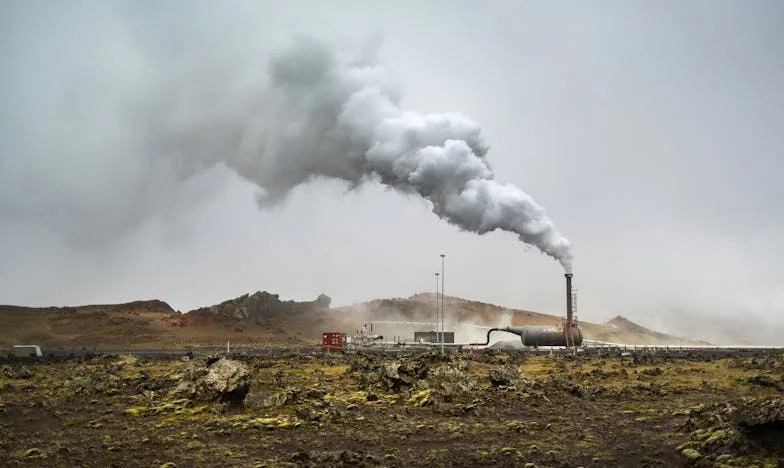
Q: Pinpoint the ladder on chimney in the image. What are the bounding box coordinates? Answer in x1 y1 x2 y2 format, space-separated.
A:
571 288 578 325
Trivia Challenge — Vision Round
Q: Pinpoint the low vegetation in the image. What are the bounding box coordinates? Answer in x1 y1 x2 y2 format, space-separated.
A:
1 350 782 466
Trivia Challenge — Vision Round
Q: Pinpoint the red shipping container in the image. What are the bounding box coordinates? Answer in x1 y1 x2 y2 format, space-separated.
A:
322 332 346 350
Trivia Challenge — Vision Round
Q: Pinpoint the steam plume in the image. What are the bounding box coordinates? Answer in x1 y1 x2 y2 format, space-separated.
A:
0 21 571 270
160 37 573 270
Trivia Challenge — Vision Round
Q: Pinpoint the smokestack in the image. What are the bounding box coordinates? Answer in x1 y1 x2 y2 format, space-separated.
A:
565 273 573 325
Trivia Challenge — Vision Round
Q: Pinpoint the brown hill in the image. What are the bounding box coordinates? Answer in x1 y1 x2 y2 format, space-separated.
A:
586 315 712 346
334 293 708 346
0 294 328 349
0 291 708 349
0 301 179 349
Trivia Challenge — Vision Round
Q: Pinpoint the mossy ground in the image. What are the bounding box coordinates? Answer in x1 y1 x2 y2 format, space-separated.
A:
1 351 782 467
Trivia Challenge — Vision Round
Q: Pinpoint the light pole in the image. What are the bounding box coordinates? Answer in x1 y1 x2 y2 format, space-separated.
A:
440 253 445 349
434 272 439 336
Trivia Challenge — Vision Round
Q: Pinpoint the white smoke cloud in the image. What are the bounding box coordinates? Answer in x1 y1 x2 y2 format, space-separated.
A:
156 36 574 270
0 7 572 271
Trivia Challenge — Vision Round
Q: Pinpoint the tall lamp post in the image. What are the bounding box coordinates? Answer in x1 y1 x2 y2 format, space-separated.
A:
434 272 439 336
440 253 445 350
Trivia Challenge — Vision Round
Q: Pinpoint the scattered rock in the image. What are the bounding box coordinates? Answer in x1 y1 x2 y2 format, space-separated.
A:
348 353 447 392
306 389 327 400
60 362 124 395
680 448 700 461
682 397 784 462
745 374 782 390
1 364 32 379
175 380 193 392
488 364 520 388
428 364 474 399
407 389 433 407
262 388 301 408
24 448 44 459
734 355 784 371
548 377 603 399
733 397 784 428
288 450 380 467
296 407 320 421
181 358 251 405
248 416 301 429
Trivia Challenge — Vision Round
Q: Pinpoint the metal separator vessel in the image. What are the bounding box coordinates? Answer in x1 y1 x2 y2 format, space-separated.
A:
470 273 583 348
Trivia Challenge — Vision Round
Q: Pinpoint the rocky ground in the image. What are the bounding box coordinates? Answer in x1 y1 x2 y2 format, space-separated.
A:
1 350 782 467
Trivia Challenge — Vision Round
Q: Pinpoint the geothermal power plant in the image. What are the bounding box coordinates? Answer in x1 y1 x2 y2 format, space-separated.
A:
323 271 583 351
468 272 583 349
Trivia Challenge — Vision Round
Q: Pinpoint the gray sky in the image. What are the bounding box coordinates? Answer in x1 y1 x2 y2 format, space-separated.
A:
1 1 783 344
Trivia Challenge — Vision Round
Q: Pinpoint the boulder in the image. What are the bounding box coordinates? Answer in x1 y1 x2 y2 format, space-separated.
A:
262 387 302 407
489 364 521 388
181 358 251 405
428 364 474 399
733 398 784 428
680 448 701 461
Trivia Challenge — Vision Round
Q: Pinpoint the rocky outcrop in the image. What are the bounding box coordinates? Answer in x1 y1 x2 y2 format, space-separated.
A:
348 353 476 401
488 364 521 388
679 397 784 464
734 398 784 428
349 354 436 391
427 363 474 399
186 291 331 323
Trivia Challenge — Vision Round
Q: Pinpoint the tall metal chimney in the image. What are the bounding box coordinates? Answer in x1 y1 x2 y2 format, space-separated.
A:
565 273 573 325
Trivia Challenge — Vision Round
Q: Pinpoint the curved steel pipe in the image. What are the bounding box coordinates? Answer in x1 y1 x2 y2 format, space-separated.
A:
469 327 524 346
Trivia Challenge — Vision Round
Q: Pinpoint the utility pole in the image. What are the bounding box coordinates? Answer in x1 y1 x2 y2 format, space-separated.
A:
434 272 439 337
440 253 445 351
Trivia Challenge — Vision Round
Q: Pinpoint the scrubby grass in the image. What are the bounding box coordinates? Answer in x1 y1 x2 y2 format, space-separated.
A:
0 352 782 466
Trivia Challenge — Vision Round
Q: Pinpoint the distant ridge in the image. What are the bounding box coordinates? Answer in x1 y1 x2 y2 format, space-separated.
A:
0 291 709 349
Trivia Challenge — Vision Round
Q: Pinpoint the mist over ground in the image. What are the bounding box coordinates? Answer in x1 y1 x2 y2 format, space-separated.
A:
1 1 782 345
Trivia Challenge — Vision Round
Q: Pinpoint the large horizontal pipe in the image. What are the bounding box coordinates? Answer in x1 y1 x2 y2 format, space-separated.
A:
469 325 583 347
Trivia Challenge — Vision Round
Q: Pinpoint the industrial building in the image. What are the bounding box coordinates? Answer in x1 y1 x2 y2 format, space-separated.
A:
414 331 454 344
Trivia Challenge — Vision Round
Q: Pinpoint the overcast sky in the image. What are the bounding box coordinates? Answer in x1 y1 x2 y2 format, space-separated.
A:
1 1 782 344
